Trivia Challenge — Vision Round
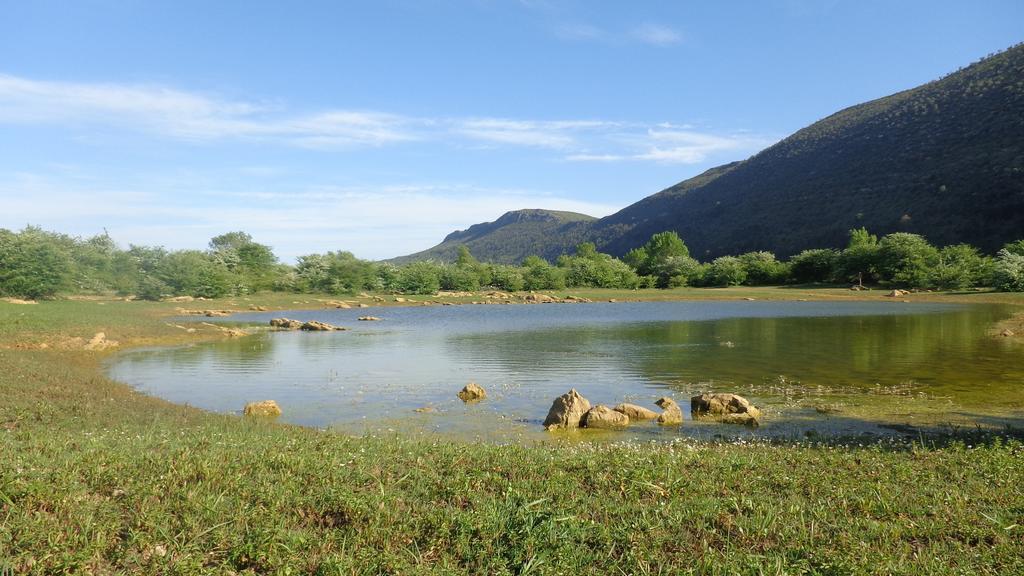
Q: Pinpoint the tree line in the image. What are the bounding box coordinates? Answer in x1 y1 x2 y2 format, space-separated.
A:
1 225 1022 300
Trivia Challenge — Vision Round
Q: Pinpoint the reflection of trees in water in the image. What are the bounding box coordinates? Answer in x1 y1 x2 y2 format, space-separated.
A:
446 306 1024 404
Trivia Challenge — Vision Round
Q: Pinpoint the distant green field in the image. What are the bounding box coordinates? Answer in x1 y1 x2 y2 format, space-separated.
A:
1 290 1022 574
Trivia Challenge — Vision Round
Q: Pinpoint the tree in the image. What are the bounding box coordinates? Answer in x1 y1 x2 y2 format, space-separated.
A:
395 261 441 294
487 264 525 291
931 244 992 290
737 251 788 285
704 256 747 287
626 231 697 288
993 249 1024 292
788 249 839 284
1002 239 1024 257
156 250 233 298
876 233 939 288
521 256 566 290
208 231 279 292
0 227 72 299
837 227 880 286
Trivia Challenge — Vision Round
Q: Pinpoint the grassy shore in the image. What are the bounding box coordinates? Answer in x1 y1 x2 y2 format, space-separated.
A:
2 289 1023 574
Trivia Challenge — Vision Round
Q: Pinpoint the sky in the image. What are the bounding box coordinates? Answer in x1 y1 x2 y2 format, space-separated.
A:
1 1 1021 261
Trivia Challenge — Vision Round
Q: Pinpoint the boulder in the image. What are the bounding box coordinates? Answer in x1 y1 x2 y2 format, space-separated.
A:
613 403 659 420
457 382 487 402
269 318 303 330
543 389 591 430
691 393 762 424
300 320 347 331
654 397 678 409
243 400 282 417
654 397 683 425
582 405 629 429
249 305 269 311
721 413 760 427
1001 329 1015 337
358 316 382 321
886 289 909 297
524 293 557 304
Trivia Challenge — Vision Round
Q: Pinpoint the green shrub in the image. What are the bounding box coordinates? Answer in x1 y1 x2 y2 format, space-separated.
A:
788 249 839 284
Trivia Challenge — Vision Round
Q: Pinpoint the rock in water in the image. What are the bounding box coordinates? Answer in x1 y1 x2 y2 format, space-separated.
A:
582 405 629 429
614 403 659 420
691 393 762 425
458 382 487 402
654 397 683 425
269 318 303 330
721 413 760 427
543 389 591 430
358 316 382 321
244 400 282 417
300 320 347 331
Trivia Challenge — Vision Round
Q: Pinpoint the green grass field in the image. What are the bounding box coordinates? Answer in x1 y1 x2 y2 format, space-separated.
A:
1 289 1023 574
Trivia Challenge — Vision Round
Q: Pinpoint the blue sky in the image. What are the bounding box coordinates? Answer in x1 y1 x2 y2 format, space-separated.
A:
1 1 1021 261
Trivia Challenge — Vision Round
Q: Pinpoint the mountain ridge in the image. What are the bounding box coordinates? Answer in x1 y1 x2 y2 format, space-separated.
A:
396 43 1024 263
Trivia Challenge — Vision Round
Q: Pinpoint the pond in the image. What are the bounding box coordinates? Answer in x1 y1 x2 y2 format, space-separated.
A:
108 301 1024 442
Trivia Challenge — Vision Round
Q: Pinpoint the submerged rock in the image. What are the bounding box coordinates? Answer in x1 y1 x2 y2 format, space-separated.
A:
582 405 629 429
691 393 762 425
243 400 282 417
613 403 659 420
543 389 591 430
458 382 487 402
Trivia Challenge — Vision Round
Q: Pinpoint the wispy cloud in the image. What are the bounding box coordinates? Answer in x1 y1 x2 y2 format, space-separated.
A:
566 129 771 165
630 23 682 46
550 22 682 47
0 72 768 163
0 74 417 147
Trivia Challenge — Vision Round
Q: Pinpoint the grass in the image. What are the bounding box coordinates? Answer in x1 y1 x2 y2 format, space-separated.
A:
2 289 1024 574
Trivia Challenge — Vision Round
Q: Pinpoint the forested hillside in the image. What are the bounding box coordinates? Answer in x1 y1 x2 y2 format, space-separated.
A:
400 43 1024 262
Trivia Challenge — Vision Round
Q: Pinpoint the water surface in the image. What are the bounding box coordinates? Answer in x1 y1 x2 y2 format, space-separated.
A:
108 301 1024 441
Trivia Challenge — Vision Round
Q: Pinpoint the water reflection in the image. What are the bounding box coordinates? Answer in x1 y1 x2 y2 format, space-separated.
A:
108 301 1023 440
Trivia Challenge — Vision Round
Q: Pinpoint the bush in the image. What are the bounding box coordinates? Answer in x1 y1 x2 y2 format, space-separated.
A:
395 261 441 294
439 265 481 291
737 252 788 285
931 244 992 290
704 256 747 287
487 265 525 292
993 249 1024 292
788 249 839 284
521 256 566 290
876 233 939 288
0 227 72 299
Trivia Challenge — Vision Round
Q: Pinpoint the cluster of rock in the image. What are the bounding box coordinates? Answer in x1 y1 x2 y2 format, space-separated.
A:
357 316 382 321
269 318 347 331
177 308 234 317
541 389 761 431
886 289 911 298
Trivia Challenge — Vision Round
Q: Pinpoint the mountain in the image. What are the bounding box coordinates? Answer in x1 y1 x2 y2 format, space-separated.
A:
397 44 1024 263
588 43 1024 259
389 209 596 264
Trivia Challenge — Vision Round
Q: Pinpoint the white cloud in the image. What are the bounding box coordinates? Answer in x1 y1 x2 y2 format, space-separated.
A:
630 23 682 46
0 72 769 163
554 23 606 41
0 74 417 147
565 129 770 165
